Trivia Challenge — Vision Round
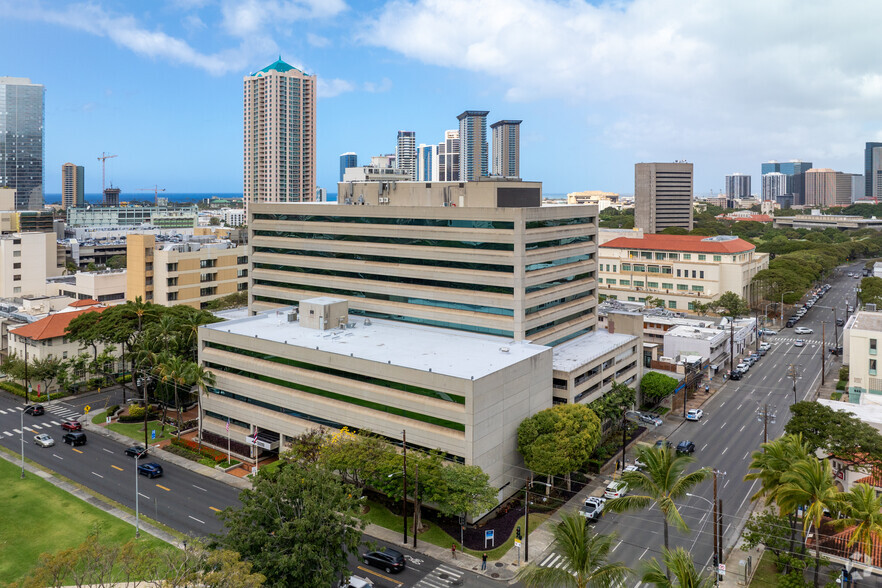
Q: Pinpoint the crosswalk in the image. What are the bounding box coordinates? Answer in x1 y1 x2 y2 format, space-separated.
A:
414 563 465 587
768 336 821 344
0 403 83 437
540 552 572 572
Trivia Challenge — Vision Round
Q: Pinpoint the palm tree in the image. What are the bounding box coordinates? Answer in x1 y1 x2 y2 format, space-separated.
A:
833 482 882 565
777 458 842 588
641 547 715 588
605 445 712 553
517 512 629 588
189 363 216 454
154 353 193 438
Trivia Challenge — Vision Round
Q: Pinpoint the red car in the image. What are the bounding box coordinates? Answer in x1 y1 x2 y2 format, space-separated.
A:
61 420 82 431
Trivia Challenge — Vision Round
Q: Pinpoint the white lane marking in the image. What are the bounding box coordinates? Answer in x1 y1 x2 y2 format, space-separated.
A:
188 515 205 524
50 421 61 425
192 484 207 492
0 409 6 415
639 548 649 560
52 453 63 460
612 539 623 552
13 429 21 434
724 478 730 488
721 447 729 455
744 452 750 461
721 421 727 429
739 425 745 432
31 424 43 429
92 472 104 479
720 401 725 407
102 448 114 454
540 553 558 567
737 403 743 410
139 492 150 499
3 431 12 437
701 443 708 451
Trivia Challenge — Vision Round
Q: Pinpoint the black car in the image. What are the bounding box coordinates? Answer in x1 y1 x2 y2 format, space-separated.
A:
676 440 696 454
137 463 163 478
125 445 149 458
654 440 673 450
363 549 405 574
836 318 845 326
729 370 742 381
62 432 87 446
785 320 796 328
24 404 45 416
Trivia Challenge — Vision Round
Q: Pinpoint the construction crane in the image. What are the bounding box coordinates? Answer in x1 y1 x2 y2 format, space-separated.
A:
97 152 118 194
137 186 166 205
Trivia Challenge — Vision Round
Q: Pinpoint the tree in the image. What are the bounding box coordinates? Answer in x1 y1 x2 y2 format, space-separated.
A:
777 458 842 588
517 512 629 588
432 463 498 522
785 401 882 468
106 254 127 269
640 372 678 403
190 362 216 453
215 461 365 587
710 291 749 373
209 216 222 226
643 295 666 308
832 483 882 565
605 445 711 554
589 380 635 424
154 353 195 436
640 547 715 588
859 277 882 306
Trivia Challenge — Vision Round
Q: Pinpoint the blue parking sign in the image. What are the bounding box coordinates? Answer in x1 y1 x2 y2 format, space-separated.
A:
151 429 156 440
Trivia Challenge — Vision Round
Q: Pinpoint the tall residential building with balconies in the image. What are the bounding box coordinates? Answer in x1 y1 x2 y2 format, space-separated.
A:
491 120 521 177
0 77 44 210
243 59 316 206
416 144 438 182
438 130 460 181
762 172 789 202
762 160 812 205
725 173 751 199
634 162 694 233
396 131 416 180
61 163 85 209
457 111 489 181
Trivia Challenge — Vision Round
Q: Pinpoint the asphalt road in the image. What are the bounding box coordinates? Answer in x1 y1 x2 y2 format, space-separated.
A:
543 262 864 585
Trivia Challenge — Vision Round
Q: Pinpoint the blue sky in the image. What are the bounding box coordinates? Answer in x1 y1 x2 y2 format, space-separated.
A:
3 0 882 196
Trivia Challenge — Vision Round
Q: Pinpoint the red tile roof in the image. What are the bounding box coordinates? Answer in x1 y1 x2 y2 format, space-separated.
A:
715 213 774 223
601 234 756 254
69 298 100 308
822 525 882 566
11 307 107 341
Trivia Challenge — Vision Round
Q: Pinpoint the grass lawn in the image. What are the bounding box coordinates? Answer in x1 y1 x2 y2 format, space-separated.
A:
0 453 174 584
91 412 175 444
749 550 780 588
361 499 549 560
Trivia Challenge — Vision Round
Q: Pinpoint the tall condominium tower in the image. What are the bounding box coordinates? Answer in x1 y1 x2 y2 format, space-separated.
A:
438 130 460 181
761 172 789 201
490 120 522 177
61 163 85 209
339 152 357 182
457 110 489 181
243 59 316 206
634 162 694 233
416 144 438 182
396 131 416 180
865 142 882 199
804 168 837 207
0 77 44 210
725 173 751 199
761 160 812 205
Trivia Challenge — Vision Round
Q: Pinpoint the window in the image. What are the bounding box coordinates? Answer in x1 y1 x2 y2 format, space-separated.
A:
676 269 681 277
683 254 691 260
167 263 178 271
627 296 636 301
12 251 20 258
698 254 706 261
713 255 722 262
633 264 645 272
622 263 631 271
668 301 676 309
871 359 878 376
238 282 248 291
648 266 660 273
145 263 153 271
692 285 704 292
607 279 616 285
237 256 248 264
662 283 673 289
13 263 20 269
872 339 878 355
200 273 217 283
641 252 652 259
662 267 672 274
13 275 20 281
655 253 665 260
167 292 178 301
688 302 695 310
699 271 704 279
677 284 689 291
238 269 248 278
648 282 659 288
620 279 630 286
692 270 697 278
612 265 616 272
200 259 217 269
200 286 217 296
628 251 638 258
668 253 679 261
634 280 644 287
167 277 178 287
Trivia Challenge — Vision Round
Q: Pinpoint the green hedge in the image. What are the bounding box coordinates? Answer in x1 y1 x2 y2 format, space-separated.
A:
0 381 26 395
831 392 843 401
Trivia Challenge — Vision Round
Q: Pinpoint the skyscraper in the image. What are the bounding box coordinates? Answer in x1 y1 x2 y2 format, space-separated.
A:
416 144 438 182
490 120 521 177
761 172 789 201
61 163 85 209
805 168 837 207
339 152 357 182
865 142 882 199
243 59 316 206
870 146 882 202
761 160 812 205
396 131 416 180
0 77 44 210
438 130 460 181
457 110 489 181
725 173 751 200
634 162 694 233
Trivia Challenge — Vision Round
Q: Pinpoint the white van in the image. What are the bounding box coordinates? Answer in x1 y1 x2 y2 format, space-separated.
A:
342 576 374 588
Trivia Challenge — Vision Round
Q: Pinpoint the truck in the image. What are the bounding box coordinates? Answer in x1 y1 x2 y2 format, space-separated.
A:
580 496 606 522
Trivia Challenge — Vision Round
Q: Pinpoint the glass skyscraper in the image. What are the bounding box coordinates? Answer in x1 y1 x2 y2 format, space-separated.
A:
760 160 812 205
865 142 882 199
339 152 357 182
0 77 44 210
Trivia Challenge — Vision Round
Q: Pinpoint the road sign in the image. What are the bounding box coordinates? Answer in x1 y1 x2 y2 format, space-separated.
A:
484 529 495 548
84 405 91 414
514 539 521 548
151 430 156 440
718 564 726 575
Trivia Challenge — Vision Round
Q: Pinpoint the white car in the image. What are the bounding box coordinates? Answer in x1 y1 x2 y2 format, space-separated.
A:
795 339 805 347
794 327 813 334
736 362 750 372
604 480 629 499
760 342 772 351
34 434 55 448
686 409 704 421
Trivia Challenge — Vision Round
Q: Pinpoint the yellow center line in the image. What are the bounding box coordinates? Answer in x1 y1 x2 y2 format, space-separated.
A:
156 484 171 492
209 506 221 512
72 448 83 454
25 428 36 433
356 566 403 586
111 465 123 471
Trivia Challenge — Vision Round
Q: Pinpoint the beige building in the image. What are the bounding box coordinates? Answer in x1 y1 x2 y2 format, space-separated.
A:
844 310 882 403
598 234 768 310
127 234 248 309
8 301 110 366
61 163 85 209
244 58 316 207
635 162 694 232
567 191 622 211
0 232 63 298
490 119 521 177
804 168 853 207
47 269 127 305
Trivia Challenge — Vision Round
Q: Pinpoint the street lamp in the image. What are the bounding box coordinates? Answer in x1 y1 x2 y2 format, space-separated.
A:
780 291 795 323
135 453 141 538
686 493 718 586
20 407 25 479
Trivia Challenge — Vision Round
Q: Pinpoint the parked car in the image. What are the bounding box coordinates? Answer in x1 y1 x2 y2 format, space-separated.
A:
836 318 845 326
580 496 606 521
749 353 761 362
676 440 696 454
61 420 81 431
654 439 673 450
760 342 772 351
736 362 750 372
760 329 777 336
640 413 663 427
729 370 743 380
363 549 406 574
125 445 149 458
137 463 163 478
794 327 813 334
34 433 55 448
62 432 87 446
757 348 767 356
604 480 629 499
829 345 844 355
795 339 806 347
686 409 704 421
24 404 45 416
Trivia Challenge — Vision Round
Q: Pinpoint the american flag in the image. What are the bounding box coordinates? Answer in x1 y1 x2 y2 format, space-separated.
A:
226 418 230 432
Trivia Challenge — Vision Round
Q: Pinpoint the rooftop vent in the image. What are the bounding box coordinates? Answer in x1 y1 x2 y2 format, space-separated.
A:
500 346 510 353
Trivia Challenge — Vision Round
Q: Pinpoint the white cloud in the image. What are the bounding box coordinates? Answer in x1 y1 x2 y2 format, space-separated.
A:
307 32 331 47
363 78 392 93
318 78 355 97
220 0 347 38
362 0 882 166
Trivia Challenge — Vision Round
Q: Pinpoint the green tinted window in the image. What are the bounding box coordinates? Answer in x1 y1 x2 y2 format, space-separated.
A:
254 230 514 251
253 214 513 229
252 246 513 273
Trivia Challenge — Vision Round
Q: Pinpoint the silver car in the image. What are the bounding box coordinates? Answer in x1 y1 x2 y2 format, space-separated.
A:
34 433 55 448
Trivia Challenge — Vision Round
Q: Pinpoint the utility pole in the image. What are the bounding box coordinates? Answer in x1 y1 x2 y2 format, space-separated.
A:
756 403 776 444
788 364 799 404
729 320 735 375
717 497 724 582
821 321 826 386
402 430 408 545
621 410 627 470
524 480 530 562
833 308 839 345
712 469 726 581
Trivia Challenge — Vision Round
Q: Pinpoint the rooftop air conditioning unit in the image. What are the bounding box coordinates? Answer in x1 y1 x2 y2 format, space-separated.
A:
286 311 298 322
868 303 877 312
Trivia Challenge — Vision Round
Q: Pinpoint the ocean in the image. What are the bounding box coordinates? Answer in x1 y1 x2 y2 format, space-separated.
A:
43 192 338 204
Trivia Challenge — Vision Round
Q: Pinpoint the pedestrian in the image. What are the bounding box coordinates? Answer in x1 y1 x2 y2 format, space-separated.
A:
451 543 457 559
482 552 488 570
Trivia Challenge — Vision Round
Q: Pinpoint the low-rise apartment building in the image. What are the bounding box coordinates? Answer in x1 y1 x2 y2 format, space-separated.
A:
0 232 64 298
7 301 109 364
127 234 248 308
598 234 768 310
47 269 127 305
845 310 882 403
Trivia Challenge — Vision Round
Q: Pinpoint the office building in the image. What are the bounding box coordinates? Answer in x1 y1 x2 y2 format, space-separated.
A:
396 131 416 180
47 269 127 305
835 172 853 207
438 130 460 181
634 162 694 233
127 234 248 309
339 152 357 182
416 144 438 182
0 232 63 298
865 143 882 199
457 111 489 181
805 168 839 207
567 191 622 212
598 234 769 310
61 163 85 209
0 77 44 210
762 172 789 201
243 59 316 206
66 204 198 228
725 173 751 199
762 160 812 205
851 174 865 202
491 120 521 177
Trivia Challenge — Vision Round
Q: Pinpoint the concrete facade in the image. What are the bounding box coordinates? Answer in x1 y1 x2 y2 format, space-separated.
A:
47 269 127 305
552 325 641 405
66 205 198 228
845 311 882 402
634 162 694 233
0 232 62 298
491 120 521 178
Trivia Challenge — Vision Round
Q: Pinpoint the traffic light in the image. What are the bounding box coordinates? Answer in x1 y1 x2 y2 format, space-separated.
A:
713 553 718 568
841 567 850 584
516 526 522 540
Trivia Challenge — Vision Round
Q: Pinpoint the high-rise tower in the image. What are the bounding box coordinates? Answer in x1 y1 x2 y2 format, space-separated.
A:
0 77 44 210
490 120 521 177
61 163 85 209
865 142 882 199
396 131 416 180
634 162 694 233
339 152 357 182
243 59 316 206
438 130 460 181
725 173 751 200
457 111 489 181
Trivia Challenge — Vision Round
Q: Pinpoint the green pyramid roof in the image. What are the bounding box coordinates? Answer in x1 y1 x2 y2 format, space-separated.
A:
255 58 304 75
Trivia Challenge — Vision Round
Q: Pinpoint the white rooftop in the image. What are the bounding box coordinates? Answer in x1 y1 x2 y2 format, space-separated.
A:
552 329 638 372
211 307 249 321
850 310 882 332
203 309 549 380
665 325 727 341
818 399 882 431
